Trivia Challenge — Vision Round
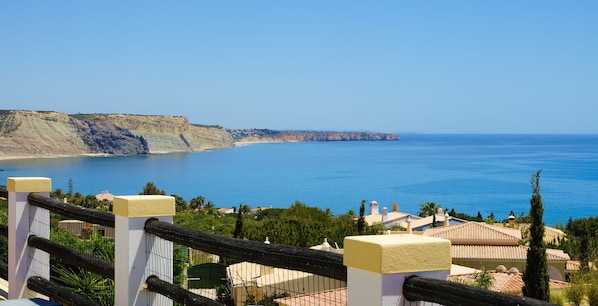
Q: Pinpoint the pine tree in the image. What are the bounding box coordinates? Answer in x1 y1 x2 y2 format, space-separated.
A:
522 170 550 301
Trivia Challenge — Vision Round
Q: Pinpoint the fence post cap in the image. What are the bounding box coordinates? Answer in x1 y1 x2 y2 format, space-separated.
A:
113 195 175 218
343 234 451 274
7 177 52 193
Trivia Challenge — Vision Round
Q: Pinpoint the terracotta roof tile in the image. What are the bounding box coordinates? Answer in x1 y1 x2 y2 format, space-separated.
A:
449 272 570 294
519 224 566 245
451 245 570 261
424 222 521 245
364 211 412 226
274 287 347 306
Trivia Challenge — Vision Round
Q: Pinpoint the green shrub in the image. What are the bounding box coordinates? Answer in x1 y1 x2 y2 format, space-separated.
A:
549 291 565 305
586 272 598 306
565 276 585 306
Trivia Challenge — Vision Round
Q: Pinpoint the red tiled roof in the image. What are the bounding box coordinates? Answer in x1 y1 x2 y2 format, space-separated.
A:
449 271 570 294
274 287 347 306
451 245 570 261
424 222 521 245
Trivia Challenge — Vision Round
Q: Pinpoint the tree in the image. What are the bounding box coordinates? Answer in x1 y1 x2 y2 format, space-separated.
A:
357 200 366 235
68 177 74 195
189 195 205 210
204 200 215 213
418 202 438 217
233 204 246 239
565 217 598 272
171 194 188 211
472 267 494 290
522 170 550 301
139 182 166 195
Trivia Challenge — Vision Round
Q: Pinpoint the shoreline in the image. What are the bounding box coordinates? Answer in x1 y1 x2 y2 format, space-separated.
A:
0 153 117 161
0 145 243 162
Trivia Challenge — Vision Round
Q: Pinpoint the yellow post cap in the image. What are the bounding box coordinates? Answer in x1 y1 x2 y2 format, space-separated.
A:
7 177 52 193
344 234 451 274
113 195 175 218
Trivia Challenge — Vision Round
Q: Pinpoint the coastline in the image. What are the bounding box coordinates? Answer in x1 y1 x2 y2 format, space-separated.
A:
234 140 294 146
0 146 237 162
0 153 114 161
0 140 291 161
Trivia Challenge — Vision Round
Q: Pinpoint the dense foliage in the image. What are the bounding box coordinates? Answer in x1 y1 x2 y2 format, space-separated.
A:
0 204 7 263
51 228 115 306
562 216 598 271
243 201 381 248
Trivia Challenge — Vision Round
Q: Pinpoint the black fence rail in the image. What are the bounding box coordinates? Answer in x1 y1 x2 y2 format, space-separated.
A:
15 191 347 304
145 275 225 306
27 276 101 306
28 192 115 227
27 235 115 280
145 218 347 281
403 276 558 306
26 191 348 282
23 192 204 305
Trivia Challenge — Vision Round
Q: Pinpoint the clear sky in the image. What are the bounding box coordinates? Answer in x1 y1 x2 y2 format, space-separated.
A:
1 1 597 134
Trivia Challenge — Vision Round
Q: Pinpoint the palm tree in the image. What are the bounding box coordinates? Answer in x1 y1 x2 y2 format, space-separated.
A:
190 195 205 210
418 202 439 217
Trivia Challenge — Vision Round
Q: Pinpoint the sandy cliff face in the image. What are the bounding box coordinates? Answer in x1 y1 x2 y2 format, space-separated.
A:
0 111 235 159
105 114 235 152
0 111 90 158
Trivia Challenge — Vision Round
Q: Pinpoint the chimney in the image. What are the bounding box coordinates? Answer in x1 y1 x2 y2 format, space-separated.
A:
406 215 412 234
322 238 331 252
261 237 274 275
508 214 515 228
444 211 450 227
382 207 388 222
370 201 379 215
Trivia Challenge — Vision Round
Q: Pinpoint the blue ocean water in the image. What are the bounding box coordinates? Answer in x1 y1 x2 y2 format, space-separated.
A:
1 134 598 226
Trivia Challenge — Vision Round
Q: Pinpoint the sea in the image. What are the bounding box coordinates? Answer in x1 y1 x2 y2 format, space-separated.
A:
1 134 598 226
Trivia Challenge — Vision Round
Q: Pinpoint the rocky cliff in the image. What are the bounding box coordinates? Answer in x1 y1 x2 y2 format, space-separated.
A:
0 110 235 159
0 110 399 160
229 128 400 142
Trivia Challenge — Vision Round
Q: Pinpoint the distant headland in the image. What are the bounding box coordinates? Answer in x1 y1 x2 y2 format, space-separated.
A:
0 110 399 160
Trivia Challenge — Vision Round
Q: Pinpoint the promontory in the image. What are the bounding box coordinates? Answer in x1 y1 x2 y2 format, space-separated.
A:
0 110 399 160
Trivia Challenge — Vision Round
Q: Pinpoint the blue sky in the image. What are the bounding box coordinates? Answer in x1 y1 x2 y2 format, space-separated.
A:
1 1 597 134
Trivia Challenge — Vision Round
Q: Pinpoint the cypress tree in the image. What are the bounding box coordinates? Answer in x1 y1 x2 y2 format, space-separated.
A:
522 170 550 301
233 204 244 239
357 200 366 235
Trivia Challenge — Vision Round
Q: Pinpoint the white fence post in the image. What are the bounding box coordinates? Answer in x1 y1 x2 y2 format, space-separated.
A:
7 177 52 299
113 195 175 306
344 234 451 306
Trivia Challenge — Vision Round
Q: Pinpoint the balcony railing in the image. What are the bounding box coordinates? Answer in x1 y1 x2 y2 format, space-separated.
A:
0 179 557 305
